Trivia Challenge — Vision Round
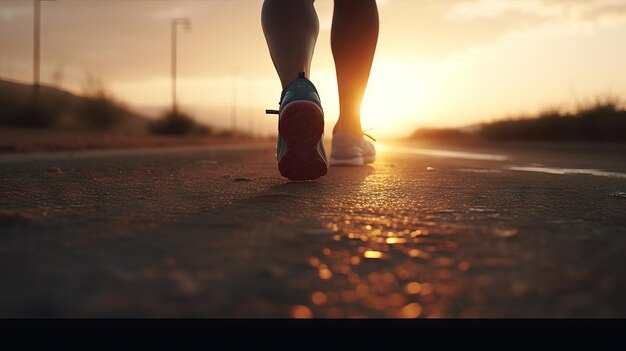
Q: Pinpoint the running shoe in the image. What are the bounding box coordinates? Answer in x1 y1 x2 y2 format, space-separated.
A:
329 132 376 166
266 72 328 181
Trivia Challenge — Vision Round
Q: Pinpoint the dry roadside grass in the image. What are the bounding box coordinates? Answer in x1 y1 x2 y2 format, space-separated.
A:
0 128 267 154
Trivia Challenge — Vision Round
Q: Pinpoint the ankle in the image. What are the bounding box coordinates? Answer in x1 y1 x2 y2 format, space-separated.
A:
333 118 362 137
333 124 362 137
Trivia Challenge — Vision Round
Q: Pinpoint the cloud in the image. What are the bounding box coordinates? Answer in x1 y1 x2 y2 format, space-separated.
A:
578 0 626 25
446 0 626 30
446 0 558 20
0 4 30 21
412 0 626 64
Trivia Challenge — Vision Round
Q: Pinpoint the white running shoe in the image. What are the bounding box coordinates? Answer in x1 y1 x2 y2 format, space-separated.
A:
329 132 376 166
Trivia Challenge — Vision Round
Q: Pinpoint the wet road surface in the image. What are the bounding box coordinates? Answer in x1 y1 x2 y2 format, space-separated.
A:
0 141 625 317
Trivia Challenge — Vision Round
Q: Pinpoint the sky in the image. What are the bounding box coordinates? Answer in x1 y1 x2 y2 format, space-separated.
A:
1 0 626 138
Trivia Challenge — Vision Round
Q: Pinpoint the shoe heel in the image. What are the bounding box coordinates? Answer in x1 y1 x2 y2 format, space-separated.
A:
278 101 327 181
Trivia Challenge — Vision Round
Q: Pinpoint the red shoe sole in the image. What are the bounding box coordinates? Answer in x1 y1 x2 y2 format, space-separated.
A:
278 100 328 181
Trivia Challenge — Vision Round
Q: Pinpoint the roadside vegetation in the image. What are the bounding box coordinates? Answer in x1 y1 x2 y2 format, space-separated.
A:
410 96 626 142
0 77 219 137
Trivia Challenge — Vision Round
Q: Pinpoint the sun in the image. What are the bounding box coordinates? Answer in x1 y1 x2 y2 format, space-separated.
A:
360 61 431 137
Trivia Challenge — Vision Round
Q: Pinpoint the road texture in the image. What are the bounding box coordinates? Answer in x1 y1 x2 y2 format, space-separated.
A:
0 141 625 317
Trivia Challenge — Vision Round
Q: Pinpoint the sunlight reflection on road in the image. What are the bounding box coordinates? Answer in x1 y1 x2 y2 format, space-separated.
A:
379 144 509 161
293 162 463 318
291 142 623 318
507 166 626 179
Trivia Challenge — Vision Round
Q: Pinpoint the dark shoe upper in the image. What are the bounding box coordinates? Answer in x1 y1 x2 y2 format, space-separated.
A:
279 72 323 113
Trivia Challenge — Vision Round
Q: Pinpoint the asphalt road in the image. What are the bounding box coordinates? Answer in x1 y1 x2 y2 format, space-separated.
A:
1 141 625 317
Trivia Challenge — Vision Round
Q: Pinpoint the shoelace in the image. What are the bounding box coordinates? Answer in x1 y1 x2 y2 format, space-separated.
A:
266 73 304 116
362 129 377 142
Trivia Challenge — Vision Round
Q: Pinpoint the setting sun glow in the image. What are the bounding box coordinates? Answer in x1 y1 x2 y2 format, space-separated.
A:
2 0 626 138
360 62 431 136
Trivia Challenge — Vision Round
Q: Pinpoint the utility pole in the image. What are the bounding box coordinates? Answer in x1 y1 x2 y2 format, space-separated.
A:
171 18 190 114
33 0 55 96
231 68 240 137
247 88 254 138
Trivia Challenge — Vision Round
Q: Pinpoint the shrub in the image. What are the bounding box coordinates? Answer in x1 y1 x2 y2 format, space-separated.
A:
150 110 211 136
479 97 626 141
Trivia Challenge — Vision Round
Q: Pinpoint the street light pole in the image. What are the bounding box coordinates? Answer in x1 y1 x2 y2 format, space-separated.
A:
171 18 190 114
231 68 240 137
33 0 55 95
247 89 253 138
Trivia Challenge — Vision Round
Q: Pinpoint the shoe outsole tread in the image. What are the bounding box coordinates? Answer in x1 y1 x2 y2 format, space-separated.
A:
278 100 327 181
